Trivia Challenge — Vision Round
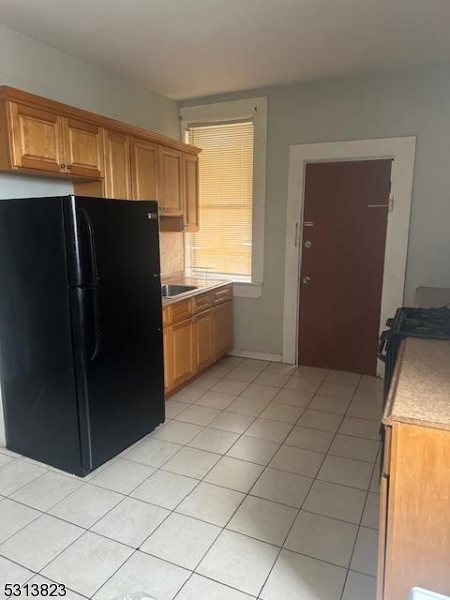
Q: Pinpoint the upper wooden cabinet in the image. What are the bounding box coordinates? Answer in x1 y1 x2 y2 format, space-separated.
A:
103 130 132 200
156 148 200 231
158 146 183 215
183 153 199 232
63 118 104 179
6 102 65 175
130 137 158 201
0 86 200 228
1 100 103 179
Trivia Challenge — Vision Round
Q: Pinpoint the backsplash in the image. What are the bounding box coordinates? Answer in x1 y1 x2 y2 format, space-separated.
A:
159 231 184 276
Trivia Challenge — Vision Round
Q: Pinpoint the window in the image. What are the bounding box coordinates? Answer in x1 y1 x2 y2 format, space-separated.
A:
181 97 267 298
187 121 254 281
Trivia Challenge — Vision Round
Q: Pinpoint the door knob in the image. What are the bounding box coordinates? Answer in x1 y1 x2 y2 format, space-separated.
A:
302 276 311 284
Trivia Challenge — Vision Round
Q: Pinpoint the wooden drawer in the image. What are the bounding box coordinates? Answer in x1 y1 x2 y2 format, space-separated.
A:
212 285 233 305
170 298 193 324
193 291 212 314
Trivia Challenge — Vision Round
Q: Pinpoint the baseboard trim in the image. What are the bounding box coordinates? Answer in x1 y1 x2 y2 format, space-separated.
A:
229 349 284 363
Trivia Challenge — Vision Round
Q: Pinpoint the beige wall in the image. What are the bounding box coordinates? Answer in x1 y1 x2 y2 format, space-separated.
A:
0 25 180 445
0 23 182 275
180 63 450 357
0 25 179 137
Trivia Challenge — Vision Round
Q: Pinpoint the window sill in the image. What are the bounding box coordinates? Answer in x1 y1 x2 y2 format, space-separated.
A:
233 282 262 298
187 270 262 298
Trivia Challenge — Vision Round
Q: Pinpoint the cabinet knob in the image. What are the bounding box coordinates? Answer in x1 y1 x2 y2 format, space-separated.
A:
66 164 72 170
60 163 66 170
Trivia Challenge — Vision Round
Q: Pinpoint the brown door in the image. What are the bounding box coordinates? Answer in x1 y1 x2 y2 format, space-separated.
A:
298 160 391 375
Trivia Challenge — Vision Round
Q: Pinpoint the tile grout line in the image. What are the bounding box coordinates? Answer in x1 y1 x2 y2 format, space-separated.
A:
254 373 340 599
0 357 382 599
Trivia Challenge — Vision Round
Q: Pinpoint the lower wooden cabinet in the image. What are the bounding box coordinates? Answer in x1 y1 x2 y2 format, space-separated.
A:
163 284 233 397
194 310 214 372
212 301 233 360
171 319 195 389
378 422 450 599
163 327 172 395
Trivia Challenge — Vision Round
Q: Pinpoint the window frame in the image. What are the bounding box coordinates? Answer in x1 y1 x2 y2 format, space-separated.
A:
180 97 267 298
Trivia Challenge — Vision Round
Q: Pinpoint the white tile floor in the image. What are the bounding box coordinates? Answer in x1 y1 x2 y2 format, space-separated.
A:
0 357 383 600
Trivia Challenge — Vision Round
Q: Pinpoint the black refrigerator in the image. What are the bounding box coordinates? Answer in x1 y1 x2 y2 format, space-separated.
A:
0 195 165 476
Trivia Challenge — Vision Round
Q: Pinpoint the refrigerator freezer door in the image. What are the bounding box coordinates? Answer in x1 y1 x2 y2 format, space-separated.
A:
70 276 164 472
63 196 161 286
0 197 82 473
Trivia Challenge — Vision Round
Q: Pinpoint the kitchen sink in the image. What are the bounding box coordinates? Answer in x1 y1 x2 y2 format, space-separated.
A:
161 284 198 297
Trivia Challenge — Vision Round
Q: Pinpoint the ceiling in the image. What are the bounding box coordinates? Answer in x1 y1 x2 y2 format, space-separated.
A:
1 0 449 100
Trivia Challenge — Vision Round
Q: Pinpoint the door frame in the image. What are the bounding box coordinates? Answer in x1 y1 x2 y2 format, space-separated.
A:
283 137 416 375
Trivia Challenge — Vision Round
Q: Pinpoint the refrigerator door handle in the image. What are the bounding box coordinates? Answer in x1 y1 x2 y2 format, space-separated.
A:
90 287 101 361
80 208 101 361
80 208 99 284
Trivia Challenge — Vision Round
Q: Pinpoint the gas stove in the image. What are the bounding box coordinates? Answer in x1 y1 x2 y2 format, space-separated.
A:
377 305 450 476
393 306 450 338
379 306 450 407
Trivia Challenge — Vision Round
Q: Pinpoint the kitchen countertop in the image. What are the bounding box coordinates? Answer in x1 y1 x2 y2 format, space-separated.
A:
382 337 450 431
161 275 233 306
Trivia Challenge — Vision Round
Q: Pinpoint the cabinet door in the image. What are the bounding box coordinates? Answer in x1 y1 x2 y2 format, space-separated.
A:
377 425 391 600
159 146 183 214
383 423 450 599
163 327 173 395
194 310 213 372
212 301 233 360
183 153 199 232
171 319 195 389
131 138 158 201
63 118 104 179
8 101 65 174
104 130 132 200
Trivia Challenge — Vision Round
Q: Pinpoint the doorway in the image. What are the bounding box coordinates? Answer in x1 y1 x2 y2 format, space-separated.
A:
298 160 391 375
282 137 416 374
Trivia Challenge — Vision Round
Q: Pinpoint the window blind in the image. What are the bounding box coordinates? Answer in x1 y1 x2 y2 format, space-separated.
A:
187 121 254 278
